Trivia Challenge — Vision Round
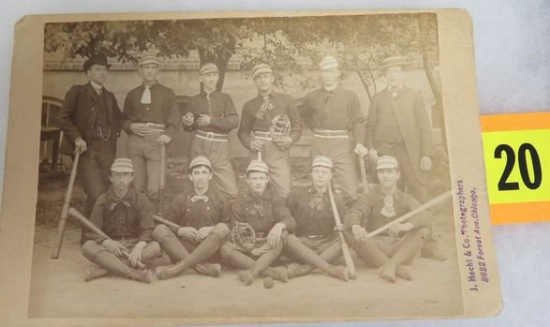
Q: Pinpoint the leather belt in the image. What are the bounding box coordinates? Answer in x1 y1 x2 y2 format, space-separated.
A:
313 129 349 139
254 131 272 141
195 130 229 142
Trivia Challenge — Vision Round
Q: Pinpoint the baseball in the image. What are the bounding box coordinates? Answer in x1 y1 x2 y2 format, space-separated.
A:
263 277 275 289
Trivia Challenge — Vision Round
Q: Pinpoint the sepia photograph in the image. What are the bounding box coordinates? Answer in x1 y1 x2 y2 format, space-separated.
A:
0 9 501 326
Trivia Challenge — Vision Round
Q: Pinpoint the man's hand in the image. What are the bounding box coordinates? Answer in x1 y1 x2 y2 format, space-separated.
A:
334 223 344 232
420 156 432 172
273 136 292 149
74 137 87 153
352 224 368 242
354 143 369 157
102 239 128 257
249 139 264 152
156 134 171 145
368 148 379 161
195 226 214 242
177 227 198 242
130 123 151 136
388 222 414 238
128 241 147 267
182 112 195 126
267 223 285 248
196 114 211 127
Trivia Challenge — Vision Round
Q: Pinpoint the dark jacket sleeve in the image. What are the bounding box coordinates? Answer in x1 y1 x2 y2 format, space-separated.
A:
136 193 155 242
121 90 135 135
164 194 186 234
163 88 182 140
414 91 435 158
58 85 83 142
237 103 254 149
273 195 296 233
285 95 302 144
350 92 366 145
209 93 239 133
298 93 315 130
365 95 379 149
230 199 246 228
87 195 108 244
344 194 372 230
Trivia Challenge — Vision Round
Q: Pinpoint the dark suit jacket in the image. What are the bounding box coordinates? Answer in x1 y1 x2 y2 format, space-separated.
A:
365 87 434 183
58 82 122 155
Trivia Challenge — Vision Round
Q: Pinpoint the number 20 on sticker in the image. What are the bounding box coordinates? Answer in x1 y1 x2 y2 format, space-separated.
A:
484 130 549 204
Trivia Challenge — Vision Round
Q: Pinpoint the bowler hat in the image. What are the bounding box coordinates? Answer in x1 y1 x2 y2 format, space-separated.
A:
83 53 111 72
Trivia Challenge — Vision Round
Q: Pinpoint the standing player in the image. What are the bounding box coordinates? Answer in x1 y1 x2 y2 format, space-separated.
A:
122 54 180 208
344 156 430 283
152 156 230 280
58 53 122 222
301 56 368 199
284 155 348 278
238 63 302 198
81 158 161 283
181 63 239 198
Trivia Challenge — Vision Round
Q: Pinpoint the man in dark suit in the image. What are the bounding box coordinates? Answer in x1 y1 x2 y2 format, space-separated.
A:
59 53 122 221
365 56 434 203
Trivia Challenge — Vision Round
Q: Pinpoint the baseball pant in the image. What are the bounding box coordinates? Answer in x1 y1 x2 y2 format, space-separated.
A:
311 136 358 200
127 133 163 203
191 136 238 198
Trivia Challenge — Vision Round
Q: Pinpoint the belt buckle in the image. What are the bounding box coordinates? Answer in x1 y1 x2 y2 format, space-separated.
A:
206 132 214 140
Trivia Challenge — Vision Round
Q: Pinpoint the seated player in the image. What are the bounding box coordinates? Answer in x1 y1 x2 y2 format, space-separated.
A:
153 156 230 280
221 160 348 286
81 158 161 283
284 155 350 279
344 156 431 283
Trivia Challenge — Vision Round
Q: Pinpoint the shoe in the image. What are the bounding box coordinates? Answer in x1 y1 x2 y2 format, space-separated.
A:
286 263 311 279
396 265 412 281
155 262 184 280
128 269 151 284
331 266 349 282
195 263 222 278
379 262 397 283
238 270 255 286
262 266 288 283
84 266 109 282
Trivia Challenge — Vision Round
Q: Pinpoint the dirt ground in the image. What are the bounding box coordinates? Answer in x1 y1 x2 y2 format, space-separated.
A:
29 158 463 322
29 225 463 322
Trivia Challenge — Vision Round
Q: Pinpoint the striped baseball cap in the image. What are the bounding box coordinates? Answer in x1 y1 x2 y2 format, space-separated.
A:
312 155 333 169
200 63 219 75
111 158 134 173
380 56 410 71
189 156 212 171
319 56 339 70
246 160 269 174
139 54 160 66
376 156 399 170
252 63 273 79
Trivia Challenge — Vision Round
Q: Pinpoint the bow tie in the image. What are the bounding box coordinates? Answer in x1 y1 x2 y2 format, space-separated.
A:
190 194 209 203
388 86 403 98
109 198 132 210
380 195 396 218
260 95 274 112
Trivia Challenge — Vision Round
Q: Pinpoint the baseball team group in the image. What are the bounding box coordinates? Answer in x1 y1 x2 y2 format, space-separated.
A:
55 51 447 286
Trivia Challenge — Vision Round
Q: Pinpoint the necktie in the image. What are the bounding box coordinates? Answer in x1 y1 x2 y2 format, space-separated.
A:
381 195 396 217
141 85 151 104
190 194 209 203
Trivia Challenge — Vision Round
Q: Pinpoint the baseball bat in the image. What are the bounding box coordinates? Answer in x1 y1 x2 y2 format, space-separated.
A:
328 183 357 279
358 153 368 193
67 207 146 269
153 214 181 230
365 191 452 240
51 149 81 259
159 143 166 216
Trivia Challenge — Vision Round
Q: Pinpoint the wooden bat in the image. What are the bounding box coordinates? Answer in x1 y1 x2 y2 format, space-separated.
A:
358 153 368 193
67 207 146 269
328 183 357 279
159 143 166 216
51 149 81 259
365 191 452 240
153 214 180 230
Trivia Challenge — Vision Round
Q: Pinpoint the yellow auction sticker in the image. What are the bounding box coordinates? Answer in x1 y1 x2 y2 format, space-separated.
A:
481 112 550 224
